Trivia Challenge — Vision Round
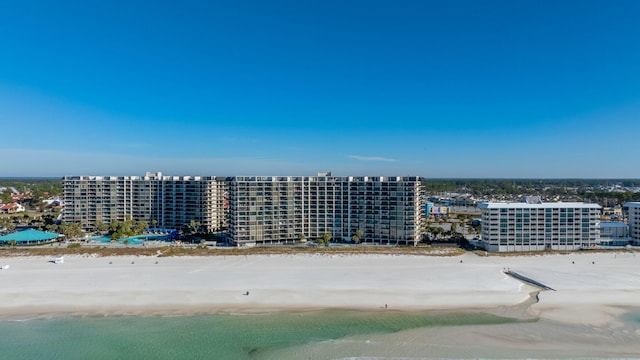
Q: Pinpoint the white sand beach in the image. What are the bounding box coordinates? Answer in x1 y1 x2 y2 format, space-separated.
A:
3 251 640 359
1 251 639 326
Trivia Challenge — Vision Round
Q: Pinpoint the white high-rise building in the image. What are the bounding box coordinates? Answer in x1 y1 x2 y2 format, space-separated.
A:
62 172 228 232
479 200 601 252
63 172 422 245
228 174 423 246
625 202 640 244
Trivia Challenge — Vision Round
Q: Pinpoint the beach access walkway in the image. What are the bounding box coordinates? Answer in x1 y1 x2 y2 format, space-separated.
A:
503 269 555 291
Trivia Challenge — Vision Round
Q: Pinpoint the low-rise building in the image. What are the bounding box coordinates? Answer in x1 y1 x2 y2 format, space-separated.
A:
479 200 601 252
0 202 25 214
598 221 630 246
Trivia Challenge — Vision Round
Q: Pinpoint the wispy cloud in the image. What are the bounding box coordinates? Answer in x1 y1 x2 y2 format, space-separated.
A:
115 143 149 149
348 155 397 162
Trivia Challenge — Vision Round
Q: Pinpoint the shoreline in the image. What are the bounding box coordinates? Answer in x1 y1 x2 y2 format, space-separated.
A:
0 305 538 323
0 297 544 322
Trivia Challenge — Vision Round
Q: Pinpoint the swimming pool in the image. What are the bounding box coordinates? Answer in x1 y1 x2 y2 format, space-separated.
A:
88 234 170 245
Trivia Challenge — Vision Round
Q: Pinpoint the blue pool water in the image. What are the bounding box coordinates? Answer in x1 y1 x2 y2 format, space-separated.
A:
88 234 170 245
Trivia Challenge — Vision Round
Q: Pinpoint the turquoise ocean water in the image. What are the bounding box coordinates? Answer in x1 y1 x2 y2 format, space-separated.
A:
0 310 519 360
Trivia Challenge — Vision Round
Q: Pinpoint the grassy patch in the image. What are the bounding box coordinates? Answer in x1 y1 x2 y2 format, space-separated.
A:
0 245 465 257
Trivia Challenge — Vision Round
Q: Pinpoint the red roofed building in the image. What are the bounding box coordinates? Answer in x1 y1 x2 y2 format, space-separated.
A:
0 203 25 214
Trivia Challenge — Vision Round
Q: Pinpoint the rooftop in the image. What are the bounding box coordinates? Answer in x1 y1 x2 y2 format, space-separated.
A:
479 202 601 209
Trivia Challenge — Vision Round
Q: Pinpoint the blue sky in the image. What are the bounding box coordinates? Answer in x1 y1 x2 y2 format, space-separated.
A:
1 0 639 178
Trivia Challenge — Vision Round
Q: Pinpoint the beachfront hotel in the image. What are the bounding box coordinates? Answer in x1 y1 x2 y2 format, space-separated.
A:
625 202 640 244
62 172 228 232
478 198 601 252
228 173 423 246
63 172 423 246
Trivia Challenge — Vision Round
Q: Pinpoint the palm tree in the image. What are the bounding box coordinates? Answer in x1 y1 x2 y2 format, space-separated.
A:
95 221 109 233
355 229 364 244
351 235 360 244
322 233 332 247
133 220 149 235
188 220 201 235
297 233 307 243
59 222 85 241
432 226 445 240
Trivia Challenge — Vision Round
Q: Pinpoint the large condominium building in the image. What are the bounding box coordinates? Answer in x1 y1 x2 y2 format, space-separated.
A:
228 174 423 246
625 202 640 244
478 199 601 252
63 172 228 232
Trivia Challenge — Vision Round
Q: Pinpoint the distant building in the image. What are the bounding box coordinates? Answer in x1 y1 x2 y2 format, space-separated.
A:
431 206 449 216
479 200 601 252
424 202 434 216
602 206 623 220
10 192 30 201
42 198 62 206
0 202 25 214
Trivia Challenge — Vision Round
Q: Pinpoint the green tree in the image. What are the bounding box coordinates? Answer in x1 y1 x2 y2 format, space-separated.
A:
107 217 142 238
109 220 122 233
322 233 332 247
0 217 15 230
187 220 201 235
426 226 444 241
133 220 149 235
123 216 136 237
0 191 11 204
355 229 364 243
297 233 306 243
351 235 360 244
94 221 109 233
59 222 84 240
